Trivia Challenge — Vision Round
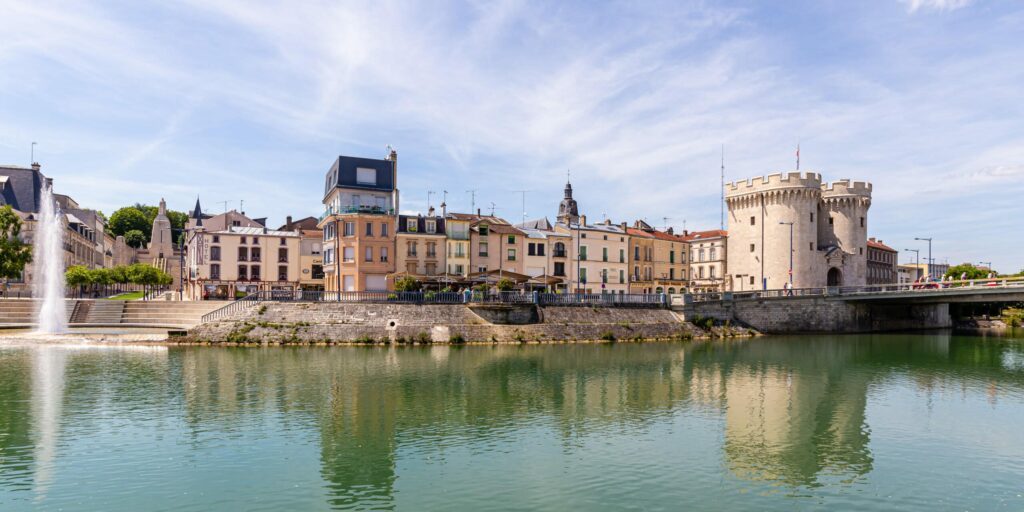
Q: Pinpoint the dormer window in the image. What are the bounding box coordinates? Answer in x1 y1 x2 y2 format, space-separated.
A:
356 168 377 185
407 219 418 232
426 219 436 234
479 225 489 237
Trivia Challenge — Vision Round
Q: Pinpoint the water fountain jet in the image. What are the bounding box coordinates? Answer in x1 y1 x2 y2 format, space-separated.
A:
33 182 67 334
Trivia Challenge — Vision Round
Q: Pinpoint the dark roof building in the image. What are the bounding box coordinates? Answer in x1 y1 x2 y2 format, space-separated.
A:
323 154 397 199
0 163 46 213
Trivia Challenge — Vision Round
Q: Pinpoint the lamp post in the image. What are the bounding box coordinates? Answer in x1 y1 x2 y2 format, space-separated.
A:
914 237 932 279
904 249 920 281
779 221 794 288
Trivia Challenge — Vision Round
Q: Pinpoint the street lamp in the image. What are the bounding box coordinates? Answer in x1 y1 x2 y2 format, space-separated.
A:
914 237 932 279
904 249 920 281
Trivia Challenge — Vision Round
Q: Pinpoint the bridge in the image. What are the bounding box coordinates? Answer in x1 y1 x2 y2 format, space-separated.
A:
675 277 1024 334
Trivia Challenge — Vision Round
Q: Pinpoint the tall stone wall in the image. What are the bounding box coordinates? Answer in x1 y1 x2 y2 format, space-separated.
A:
683 297 951 334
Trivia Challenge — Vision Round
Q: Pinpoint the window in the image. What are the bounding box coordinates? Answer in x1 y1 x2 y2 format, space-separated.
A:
426 220 436 234
408 241 418 257
238 265 248 280
352 194 361 208
750 216 756 226
407 219 418 232
810 212 814 222
278 266 288 281
810 242 814 251
635 246 640 260
427 242 436 258
381 223 388 237
860 217 865 227
356 167 376 185
634 266 640 281
580 267 588 282
479 242 488 257
699 249 705 262
312 265 324 279
603 235 608 241
241 236 247 244
670 268 675 279
580 246 588 260
252 237 259 244
324 248 334 264
380 247 389 262
710 267 716 279
620 249 625 263
537 244 545 256
210 264 220 279
699 267 705 279
554 262 565 276
749 244 755 253
343 247 355 262
554 242 566 257
251 248 261 262
238 247 248 261
278 248 288 262
366 223 373 236
710 248 716 261
829 217 834 225
602 247 608 262
365 247 373 262
478 225 489 236
528 243 536 256
601 269 608 284
750 276 755 285
859 247 864 255
581 233 586 239
210 246 221 261
507 235 515 244
344 222 355 236
670 251 675 264
232 220 241 227
213 235 220 243
619 270 625 284
454 264 463 274
507 248 516 261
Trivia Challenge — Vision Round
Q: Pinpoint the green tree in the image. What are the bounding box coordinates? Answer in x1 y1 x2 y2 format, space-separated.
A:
65 265 92 297
124 229 147 248
0 206 32 291
394 275 421 292
945 263 989 281
496 278 515 291
109 207 150 239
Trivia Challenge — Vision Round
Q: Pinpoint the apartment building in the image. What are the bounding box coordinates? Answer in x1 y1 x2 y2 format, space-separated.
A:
517 218 572 291
627 220 689 294
396 212 446 276
185 226 301 300
867 238 898 285
685 229 728 292
469 215 525 275
318 151 398 292
445 211 472 277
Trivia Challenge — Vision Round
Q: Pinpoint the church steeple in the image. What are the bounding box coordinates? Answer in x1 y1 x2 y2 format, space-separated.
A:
191 197 203 227
557 176 579 225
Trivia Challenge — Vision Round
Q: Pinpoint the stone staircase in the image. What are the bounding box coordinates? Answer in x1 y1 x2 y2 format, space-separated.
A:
0 299 74 325
119 301 223 328
87 301 125 324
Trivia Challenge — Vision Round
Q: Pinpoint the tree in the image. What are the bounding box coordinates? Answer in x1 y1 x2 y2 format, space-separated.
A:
124 229 147 248
496 278 515 292
394 275 421 292
65 265 92 297
945 263 990 281
109 207 150 239
0 206 32 291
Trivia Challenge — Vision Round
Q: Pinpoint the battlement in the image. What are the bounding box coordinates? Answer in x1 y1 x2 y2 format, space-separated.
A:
725 171 822 197
821 179 872 197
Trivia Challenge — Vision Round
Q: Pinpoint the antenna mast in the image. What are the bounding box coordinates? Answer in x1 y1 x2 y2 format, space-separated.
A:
720 144 725 231
511 190 528 225
466 189 477 214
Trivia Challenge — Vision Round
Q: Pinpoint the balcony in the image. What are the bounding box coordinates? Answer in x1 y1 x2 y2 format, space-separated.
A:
320 205 395 222
553 250 567 258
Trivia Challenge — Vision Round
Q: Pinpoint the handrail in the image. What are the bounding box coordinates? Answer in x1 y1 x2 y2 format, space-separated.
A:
686 276 1024 303
200 293 261 323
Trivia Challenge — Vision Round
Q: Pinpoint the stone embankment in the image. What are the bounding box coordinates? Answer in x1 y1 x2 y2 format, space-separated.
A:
182 302 756 345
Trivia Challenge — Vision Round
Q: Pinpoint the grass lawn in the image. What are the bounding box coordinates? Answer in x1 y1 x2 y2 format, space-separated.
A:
105 291 145 300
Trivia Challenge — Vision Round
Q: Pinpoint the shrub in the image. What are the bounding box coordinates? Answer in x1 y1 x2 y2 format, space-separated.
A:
600 331 616 342
496 278 515 292
354 335 376 344
513 332 526 342
449 334 466 344
415 331 431 343
226 324 256 343
394 275 421 292
257 305 267 315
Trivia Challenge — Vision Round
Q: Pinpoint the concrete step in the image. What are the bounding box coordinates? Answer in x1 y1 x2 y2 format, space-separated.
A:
87 301 125 323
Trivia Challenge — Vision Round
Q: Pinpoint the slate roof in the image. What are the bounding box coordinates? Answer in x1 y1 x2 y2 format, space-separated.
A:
0 165 44 213
397 215 447 235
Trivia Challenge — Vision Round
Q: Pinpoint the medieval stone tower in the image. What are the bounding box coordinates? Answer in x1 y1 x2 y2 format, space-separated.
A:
725 172 871 290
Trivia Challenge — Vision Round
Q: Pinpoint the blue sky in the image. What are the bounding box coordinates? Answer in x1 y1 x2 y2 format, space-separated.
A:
1 0 1022 271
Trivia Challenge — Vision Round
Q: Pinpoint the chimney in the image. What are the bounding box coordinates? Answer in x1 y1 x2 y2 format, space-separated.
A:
428 206 435 216
619 221 626 229
44 177 53 188
580 215 587 226
667 227 674 235
286 216 293 229
477 208 481 216
440 201 447 218
32 163 41 171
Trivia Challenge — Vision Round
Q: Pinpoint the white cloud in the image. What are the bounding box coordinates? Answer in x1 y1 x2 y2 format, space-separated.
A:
900 0 974 13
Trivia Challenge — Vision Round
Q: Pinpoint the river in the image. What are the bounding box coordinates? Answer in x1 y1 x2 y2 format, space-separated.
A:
1 332 1022 511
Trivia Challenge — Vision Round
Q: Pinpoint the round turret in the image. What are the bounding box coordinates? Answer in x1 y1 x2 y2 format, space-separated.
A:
819 180 872 285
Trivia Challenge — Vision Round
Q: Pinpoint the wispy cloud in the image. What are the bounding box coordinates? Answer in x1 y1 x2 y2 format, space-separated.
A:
0 0 1022 271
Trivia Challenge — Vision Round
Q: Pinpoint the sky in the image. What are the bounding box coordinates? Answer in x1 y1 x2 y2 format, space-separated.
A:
1 0 1022 271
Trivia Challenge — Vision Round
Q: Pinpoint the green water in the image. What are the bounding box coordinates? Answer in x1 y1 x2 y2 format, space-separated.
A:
1 333 1023 511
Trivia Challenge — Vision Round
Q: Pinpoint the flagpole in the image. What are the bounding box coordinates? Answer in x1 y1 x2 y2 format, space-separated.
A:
796 142 800 170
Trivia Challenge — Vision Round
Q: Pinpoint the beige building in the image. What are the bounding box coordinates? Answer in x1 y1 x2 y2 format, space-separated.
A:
298 229 325 291
319 152 399 292
684 229 727 292
627 221 689 294
725 172 871 291
396 212 446 277
552 179 628 293
517 218 573 291
469 215 525 276
185 226 301 300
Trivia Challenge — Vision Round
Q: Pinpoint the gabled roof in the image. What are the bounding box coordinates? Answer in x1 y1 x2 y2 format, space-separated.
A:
867 238 896 252
0 165 44 213
682 229 727 241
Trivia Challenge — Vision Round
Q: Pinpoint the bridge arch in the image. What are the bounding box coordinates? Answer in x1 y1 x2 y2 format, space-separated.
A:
827 267 843 287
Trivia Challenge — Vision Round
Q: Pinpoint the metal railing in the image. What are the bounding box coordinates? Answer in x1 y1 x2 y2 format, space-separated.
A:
201 293 260 323
208 290 671 308
684 277 1024 304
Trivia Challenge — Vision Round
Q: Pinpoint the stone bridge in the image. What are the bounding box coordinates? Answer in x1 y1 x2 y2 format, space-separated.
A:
674 278 1024 334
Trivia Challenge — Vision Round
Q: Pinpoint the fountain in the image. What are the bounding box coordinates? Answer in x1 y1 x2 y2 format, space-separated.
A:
33 182 67 334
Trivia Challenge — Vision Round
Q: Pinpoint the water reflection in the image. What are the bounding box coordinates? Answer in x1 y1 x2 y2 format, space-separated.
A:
1 334 1023 510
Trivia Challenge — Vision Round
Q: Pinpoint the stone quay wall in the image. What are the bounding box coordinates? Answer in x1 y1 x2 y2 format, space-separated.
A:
182 303 748 345
682 296 952 334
